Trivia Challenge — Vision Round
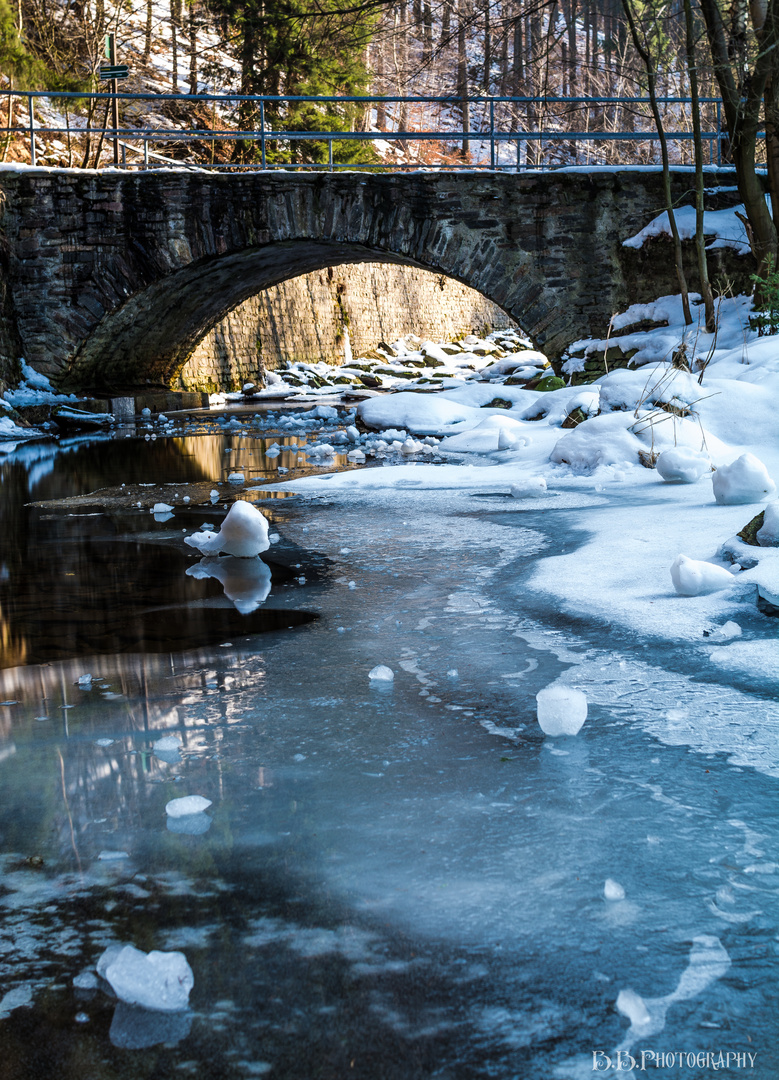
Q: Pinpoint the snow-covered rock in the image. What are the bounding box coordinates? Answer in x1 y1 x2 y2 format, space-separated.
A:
185 500 269 557
535 684 587 736
670 554 735 596
655 447 710 484
98 945 193 1012
712 453 776 505
165 795 212 817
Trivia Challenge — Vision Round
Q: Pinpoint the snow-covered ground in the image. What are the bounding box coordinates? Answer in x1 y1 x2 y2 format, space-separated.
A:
264 290 778 697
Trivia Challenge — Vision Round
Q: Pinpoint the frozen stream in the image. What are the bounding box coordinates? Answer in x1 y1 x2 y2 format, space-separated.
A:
0 428 776 1079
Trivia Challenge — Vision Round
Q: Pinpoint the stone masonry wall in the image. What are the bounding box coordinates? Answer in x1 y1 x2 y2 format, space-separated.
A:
178 263 516 392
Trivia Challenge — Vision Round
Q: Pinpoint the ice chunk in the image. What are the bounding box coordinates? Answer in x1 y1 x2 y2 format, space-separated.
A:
604 879 626 901
165 795 212 817
655 447 710 484
73 970 99 990
151 502 174 514
185 500 269 557
153 735 182 753
708 620 742 642
757 502 779 546
368 665 394 682
78 673 92 688
510 477 548 499
616 988 652 1030
670 554 735 596
535 683 587 736
712 453 776 504
99 945 193 1012
227 471 245 484
210 489 219 503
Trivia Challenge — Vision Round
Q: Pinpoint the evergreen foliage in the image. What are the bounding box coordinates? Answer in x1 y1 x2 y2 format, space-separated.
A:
749 256 779 336
203 0 379 165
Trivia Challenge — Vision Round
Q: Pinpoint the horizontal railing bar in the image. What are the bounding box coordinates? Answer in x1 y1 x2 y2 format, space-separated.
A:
5 128 730 141
4 89 727 106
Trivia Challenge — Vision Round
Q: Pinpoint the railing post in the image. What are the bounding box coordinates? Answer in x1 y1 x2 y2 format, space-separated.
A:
144 139 149 169
716 100 722 167
328 137 333 171
490 98 495 170
260 98 266 169
28 95 35 167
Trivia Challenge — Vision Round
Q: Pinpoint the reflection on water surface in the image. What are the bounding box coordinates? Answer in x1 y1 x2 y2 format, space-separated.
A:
0 430 776 1080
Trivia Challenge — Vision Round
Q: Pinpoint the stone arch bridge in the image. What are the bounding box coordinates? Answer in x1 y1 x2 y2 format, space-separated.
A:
0 168 741 392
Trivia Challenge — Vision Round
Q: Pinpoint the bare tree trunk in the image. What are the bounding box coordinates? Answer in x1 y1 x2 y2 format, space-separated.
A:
189 1 198 95
458 0 470 157
622 0 692 323
143 0 153 64
683 0 715 329
483 0 491 90
170 0 179 93
423 1 433 63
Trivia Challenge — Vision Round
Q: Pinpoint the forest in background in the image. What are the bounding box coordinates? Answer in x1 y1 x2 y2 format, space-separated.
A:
0 0 734 169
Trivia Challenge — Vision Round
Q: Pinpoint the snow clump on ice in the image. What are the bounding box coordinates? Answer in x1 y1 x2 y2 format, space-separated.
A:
604 879 626 901
368 665 394 682
712 453 776 504
185 500 269 557
97 944 194 1012
510 476 547 498
535 683 588 736
670 554 735 596
655 447 710 484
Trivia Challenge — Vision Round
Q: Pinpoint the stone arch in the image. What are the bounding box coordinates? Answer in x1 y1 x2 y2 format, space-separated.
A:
62 239 535 391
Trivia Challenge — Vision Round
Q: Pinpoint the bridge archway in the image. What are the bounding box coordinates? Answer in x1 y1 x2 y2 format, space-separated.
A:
64 240 532 389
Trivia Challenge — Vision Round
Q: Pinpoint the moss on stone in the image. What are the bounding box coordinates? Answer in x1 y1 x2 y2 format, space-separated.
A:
738 511 765 547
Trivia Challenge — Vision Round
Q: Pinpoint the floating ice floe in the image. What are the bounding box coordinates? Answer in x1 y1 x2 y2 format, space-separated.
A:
536 683 588 736
151 503 174 514
368 665 394 683
165 795 212 817
655 447 710 484
97 944 193 1012
712 453 776 504
185 500 269 557
670 554 735 596
78 673 92 688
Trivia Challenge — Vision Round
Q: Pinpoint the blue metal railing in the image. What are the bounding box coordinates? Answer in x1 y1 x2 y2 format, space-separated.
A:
0 90 733 171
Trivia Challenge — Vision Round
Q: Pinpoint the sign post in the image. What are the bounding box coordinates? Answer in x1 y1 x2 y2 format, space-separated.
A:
104 34 121 166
